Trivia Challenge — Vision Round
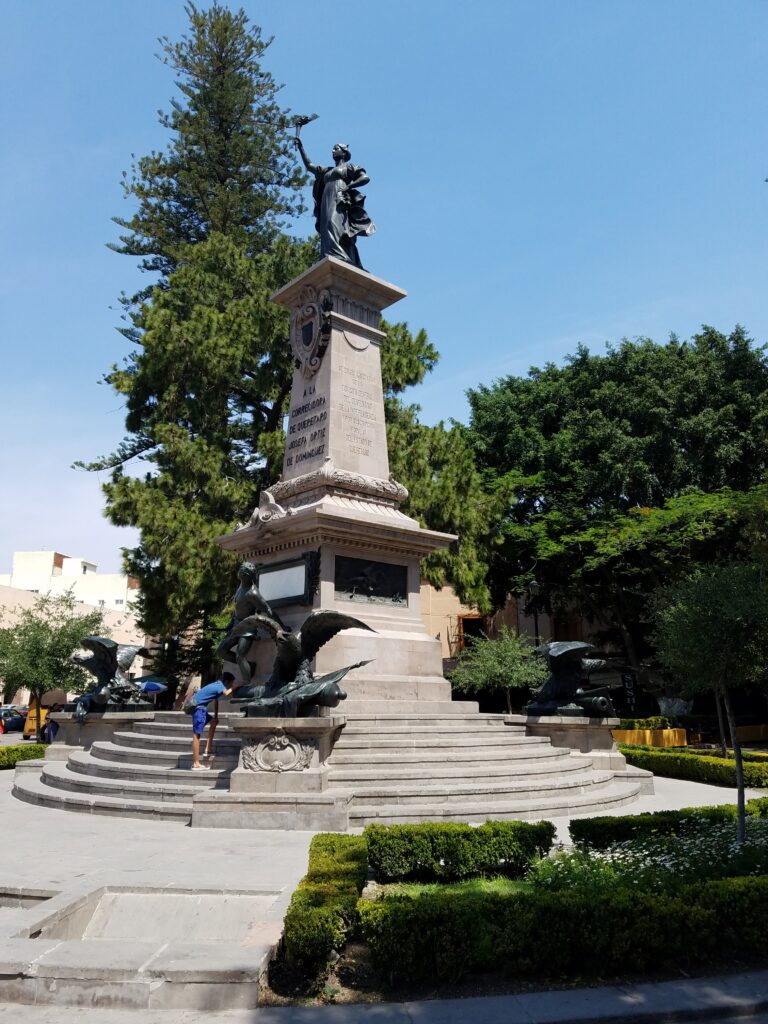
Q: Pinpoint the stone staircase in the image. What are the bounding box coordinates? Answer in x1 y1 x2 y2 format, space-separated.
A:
12 713 240 822
13 708 643 825
326 712 641 826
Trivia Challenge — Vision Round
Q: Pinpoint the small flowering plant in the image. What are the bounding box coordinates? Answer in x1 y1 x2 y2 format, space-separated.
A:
529 816 768 894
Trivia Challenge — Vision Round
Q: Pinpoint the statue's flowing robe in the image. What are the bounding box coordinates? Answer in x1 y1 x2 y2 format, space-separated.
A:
312 163 374 268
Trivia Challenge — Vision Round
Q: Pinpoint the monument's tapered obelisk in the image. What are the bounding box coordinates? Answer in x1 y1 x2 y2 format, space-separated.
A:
218 255 456 710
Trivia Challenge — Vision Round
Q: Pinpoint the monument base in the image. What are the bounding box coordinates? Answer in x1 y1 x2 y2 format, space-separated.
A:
217 257 456 709
191 716 350 830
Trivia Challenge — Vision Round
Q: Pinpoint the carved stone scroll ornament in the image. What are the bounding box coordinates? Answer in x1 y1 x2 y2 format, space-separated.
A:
290 286 333 379
253 489 294 526
241 729 317 772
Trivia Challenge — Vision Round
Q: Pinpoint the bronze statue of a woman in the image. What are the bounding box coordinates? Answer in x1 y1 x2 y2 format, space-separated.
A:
294 138 375 269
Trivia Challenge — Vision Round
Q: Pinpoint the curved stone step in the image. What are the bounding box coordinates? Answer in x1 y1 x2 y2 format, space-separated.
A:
112 730 241 754
66 749 234 786
341 723 526 736
132 721 240 738
344 715 511 728
88 740 237 770
349 781 643 825
334 733 549 750
40 760 211 803
343 699 480 715
13 770 192 822
152 710 242 721
328 755 593 786
329 745 568 766
342 770 616 807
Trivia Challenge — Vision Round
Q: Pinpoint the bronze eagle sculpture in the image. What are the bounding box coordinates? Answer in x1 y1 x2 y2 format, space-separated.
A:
228 610 375 717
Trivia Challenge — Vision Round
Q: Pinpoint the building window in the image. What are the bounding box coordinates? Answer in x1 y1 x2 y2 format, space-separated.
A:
115 600 124 606
98 600 105 608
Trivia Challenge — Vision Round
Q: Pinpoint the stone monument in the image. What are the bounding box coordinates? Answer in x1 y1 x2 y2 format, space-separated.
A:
217 256 455 710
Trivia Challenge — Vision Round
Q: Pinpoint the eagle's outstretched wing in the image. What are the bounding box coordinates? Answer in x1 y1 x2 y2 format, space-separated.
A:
226 614 282 642
115 644 145 674
78 636 118 685
298 611 375 661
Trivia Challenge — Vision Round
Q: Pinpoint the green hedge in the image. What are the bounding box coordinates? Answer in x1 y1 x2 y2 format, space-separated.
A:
282 833 368 970
0 744 46 769
618 716 676 730
620 745 768 787
358 875 768 982
364 820 556 882
570 798 768 850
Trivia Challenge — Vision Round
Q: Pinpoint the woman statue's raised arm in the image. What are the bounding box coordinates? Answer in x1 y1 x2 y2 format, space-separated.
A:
294 137 318 174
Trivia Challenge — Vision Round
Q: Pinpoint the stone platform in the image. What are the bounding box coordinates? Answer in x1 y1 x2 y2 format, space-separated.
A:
13 707 649 827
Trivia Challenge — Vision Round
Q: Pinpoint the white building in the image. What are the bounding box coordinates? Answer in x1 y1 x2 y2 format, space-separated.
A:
0 552 148 707
0 551 139 612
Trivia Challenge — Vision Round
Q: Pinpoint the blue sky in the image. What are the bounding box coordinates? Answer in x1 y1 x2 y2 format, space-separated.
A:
1 1 767 572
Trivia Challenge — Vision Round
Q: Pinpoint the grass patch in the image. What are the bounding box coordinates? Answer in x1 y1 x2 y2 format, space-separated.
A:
392 876 530 899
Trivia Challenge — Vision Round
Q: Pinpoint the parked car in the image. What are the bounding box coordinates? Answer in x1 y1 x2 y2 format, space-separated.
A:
0 708 25 734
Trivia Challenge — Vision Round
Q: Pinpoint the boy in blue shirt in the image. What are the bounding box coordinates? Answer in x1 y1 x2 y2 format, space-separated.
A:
190 672 236 770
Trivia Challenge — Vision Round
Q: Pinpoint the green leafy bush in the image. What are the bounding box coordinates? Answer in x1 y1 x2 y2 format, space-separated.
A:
364 819 555 882
620 745 768 787
358 876 768 982
282 834 367 970
0 744 46 769
617 716 676 730
570 798 768 850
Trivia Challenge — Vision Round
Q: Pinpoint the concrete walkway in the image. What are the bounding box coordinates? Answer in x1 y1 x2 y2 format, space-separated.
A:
0 768 765 1022
0 771 314 894
1 969 768 1022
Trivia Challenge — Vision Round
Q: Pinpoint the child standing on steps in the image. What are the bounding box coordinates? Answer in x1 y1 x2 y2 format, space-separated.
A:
188 672 236 770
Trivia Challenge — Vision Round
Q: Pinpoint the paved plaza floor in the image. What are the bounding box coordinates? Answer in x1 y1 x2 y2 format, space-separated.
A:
0 768 766 1022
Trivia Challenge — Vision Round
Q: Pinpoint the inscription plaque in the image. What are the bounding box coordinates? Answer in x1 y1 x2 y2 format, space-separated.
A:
256 552 320 608
335 555 407 605
285 384 328 470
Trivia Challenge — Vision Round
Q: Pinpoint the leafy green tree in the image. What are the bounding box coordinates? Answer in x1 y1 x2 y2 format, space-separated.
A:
466 327 768 672
448 627 547 713
0 594 105 740
387 402 495 611
652 563 768 843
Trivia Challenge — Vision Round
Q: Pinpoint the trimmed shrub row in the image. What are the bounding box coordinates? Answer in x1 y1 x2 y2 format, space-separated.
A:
569 798 768 850
357 875 768 982
618 716 676 730
0 744 46 769
282 833 368 970
620 745 768 787
364 819 556 882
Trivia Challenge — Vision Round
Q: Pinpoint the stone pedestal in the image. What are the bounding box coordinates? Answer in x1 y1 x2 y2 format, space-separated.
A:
218 258 455 708
521 714 627 771
190 716 352 830
45 712 156 761
228 717 344 793
520 714 655 793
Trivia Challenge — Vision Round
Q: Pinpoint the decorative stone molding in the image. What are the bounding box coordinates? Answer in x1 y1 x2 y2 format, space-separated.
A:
330 293 380 330
270 459 409 506
290 286 333 379
241 728 317 773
